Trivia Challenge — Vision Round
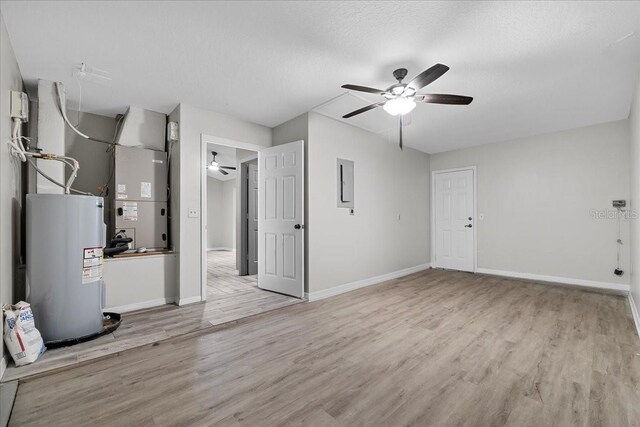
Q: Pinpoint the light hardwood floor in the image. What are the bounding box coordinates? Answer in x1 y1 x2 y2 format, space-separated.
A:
9 269 640 426
207 250 258 297
1 251 299 382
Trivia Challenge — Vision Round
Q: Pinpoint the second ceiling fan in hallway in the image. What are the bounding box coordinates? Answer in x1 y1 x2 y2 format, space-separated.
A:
208 151 236 176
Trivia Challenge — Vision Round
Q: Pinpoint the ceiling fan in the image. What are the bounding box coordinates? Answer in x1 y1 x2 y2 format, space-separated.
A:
341 64 473 149
208 151 236 176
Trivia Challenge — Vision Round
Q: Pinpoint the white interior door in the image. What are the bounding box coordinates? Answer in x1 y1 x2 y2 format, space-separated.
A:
434 169 475 272
258 141 304 298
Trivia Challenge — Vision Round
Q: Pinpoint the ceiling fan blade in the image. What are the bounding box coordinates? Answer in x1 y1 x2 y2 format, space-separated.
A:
343 102 384 119
220 166 236 170
219 169 229 176
399 116 403 150
341 84 386 95
417 94 473 105
406 64 449 91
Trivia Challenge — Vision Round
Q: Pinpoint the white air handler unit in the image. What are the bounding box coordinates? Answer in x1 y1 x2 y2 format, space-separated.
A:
27 194 106 343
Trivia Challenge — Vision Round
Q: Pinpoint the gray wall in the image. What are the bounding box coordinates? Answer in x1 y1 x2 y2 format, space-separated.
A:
64 109 117 237
174 104 271 302
64 109 116 195
272 113 308 146
0 13 23 376
306 113 431 293
207 177 235 250
103 253 176 311
430 119 631 286
630 71 640 317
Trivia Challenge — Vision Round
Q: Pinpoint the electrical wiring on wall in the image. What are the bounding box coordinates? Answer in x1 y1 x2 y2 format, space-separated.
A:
8 116 89 195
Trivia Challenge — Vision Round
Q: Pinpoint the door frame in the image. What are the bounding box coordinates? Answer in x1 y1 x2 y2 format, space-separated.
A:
430 166 478 272
200 134 265 302
239 157 258 276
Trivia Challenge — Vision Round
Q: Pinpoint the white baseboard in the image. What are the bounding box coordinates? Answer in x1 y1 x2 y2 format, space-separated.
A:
178 296 202 306
475 268 630 294
106 297 176 314
207 247 233 251
629 293 640 342
305 263 431 302
0 355 6 380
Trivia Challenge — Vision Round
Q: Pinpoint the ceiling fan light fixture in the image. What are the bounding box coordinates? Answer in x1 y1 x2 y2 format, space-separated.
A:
208 162 219 171
391 85 405 95
403 87 416 97
383 97 416 116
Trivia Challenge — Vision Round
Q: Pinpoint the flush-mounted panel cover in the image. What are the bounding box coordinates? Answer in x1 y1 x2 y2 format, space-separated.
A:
337 158 354 208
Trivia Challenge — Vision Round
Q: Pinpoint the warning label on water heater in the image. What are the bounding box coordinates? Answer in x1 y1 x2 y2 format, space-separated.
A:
82 247 103 284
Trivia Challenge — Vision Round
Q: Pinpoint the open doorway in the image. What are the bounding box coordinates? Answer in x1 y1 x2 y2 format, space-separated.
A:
203 139 300 316
205 144 258 298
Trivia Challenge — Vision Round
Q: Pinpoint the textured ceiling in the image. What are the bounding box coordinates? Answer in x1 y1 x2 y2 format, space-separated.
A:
2 1 640 153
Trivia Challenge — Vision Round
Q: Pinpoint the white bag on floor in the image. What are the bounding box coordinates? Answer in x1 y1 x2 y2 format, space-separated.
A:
3 301 46 366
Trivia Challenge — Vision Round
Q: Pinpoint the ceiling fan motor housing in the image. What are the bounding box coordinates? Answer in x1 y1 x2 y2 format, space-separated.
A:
393 68 408 82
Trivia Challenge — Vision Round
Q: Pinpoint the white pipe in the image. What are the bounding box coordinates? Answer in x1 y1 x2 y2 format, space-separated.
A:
55 82 116 146
8 116 88 195
55 82 90 139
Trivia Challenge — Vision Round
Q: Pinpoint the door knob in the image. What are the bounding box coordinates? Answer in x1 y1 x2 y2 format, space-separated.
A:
464 224 472 228
294 224 304 229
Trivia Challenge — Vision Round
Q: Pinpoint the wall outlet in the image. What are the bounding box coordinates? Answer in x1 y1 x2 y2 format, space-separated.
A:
188 208 199 218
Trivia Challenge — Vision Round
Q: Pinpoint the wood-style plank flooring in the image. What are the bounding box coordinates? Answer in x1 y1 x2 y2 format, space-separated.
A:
2 251 299 382
9 269 640 426
207 250 259 297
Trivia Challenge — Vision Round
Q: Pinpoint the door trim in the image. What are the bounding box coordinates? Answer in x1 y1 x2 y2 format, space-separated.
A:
430 166 477 273
200 134 265 302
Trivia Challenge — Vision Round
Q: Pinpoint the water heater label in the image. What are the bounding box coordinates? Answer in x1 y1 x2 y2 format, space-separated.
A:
82 247 103 285
140 182 151 198
122 202 138 221
117 184 126 193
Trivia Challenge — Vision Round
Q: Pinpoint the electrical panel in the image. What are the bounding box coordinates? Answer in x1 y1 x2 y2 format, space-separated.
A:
112 146 168 250
337 158 354 209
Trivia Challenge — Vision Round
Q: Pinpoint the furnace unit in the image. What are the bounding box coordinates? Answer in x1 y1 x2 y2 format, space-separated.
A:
112 145 168 250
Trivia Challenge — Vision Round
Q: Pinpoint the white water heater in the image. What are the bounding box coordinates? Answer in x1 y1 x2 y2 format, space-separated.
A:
27 194 106 343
